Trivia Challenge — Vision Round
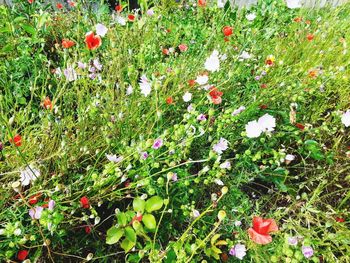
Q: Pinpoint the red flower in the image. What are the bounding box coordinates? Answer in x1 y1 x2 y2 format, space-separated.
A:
259 104 268 109
260 83 267 89
336 217 345 223
166 97 174 104
115 5 123 12
29 193 42 205
43 97 53 110
85 32 102 50
265 59 274 66
85 226 91 234
162 48 169 55
128 14 135 22
209 86 223 105
80 196 90 209
178 44 188 52
222 26 233 37
68 1 76 7
198 0 206 7
28 0 34 3
307 33 314 41
56 3 63 9
10 134 22 147
62 39 75 49
188 79 196 87
17 250 29 261
295 123 305 130
248 216 278 245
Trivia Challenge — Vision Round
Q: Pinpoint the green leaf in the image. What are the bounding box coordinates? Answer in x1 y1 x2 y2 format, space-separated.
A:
142 214 156 230
145 196 163 213
22 24 36 35
121 238 135 253
106 226 124 245
125 226 137 243
117 212 128 227
133 198 145 213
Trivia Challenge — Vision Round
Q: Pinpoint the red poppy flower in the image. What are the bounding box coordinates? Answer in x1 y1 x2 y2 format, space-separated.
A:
85 32 102 50
307 33 314 41
56 3 63 9
28 0 34 3
128 14 135 22
188 79 196 87
265 59 273 66
248 216 278 245
336 217 345 223
166 97 173 104
10 134 22 147
80 196 90 209
222 26 233 37
43 97 53 110
17 250 29 261
209 86 223 105
198 0 206 7
62 39 75 49
29 193 42 205
295 123 305 130
260 83 267 89
115 5 123 12
162 48 169 55
85 226 91 234
178 44 188 52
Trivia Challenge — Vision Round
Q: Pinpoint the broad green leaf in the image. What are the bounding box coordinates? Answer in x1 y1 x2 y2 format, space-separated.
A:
145 196 163 213
117 212 128 227
132 220 143 232
22 24 36 35
125 226 137 243
106 226 124 245
121 238 135 253
142 214 156 230
133 198 145 213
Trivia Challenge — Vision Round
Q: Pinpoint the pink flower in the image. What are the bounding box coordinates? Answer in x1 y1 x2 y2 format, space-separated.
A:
152 138 163 149
178 44 188 52
29 206 44 220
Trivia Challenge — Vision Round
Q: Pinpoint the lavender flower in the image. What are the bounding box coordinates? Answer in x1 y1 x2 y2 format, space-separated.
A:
48 200 55 211
140 151 148 160
229 244 246 260
29 206 43 220
63 67 77 82
171 173 178 182
302 246 314 258
197 114 207 121
152 138 163 149
213 138 229 155
288 236 298 246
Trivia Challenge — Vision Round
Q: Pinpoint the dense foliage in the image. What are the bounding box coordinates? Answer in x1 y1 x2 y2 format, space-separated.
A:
0 0 349 262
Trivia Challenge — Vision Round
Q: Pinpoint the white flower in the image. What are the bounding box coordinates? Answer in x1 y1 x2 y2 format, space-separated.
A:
285 154 295 161
219 161 231 169
286 0 302 8
139 75 152 97
239 51 252 60
341 110 350 127
258 113 276 132
20 165 40 186
126 85 133 95
183 92 192 102
116 15 126 26
217 0 226 8
192 209 200 218
14 228 22 236
234 244 247 260
246 13 256 21
106 154 123 163
95 23 108 37
214 178 224 185
204 50 220 72
213 138 229 154
245 120 262 138
195 75 208 85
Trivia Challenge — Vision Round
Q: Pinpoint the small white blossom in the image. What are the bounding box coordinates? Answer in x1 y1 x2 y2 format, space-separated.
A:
195 75 208 85
204 50 220 72
341 110 350 127
95 23 108 37
20 165 41 186
245 120 262 138
286 0 302 8
183 92 192 102
246 13 256 21
139 75 152 97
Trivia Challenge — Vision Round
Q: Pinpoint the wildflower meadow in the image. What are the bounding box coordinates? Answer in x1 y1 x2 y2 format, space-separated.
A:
0 0 350 262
